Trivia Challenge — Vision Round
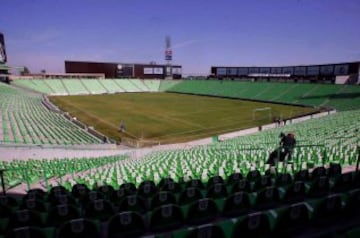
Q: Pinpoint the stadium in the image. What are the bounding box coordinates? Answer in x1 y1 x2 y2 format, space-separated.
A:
1 2 360 237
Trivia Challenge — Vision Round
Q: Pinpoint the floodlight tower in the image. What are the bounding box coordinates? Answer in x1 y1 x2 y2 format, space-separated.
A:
165 36 173 79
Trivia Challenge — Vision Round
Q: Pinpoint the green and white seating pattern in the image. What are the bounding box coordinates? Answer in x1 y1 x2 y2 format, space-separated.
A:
1 155 127 191
0 83 101 145
80 79 107 94
168 80 360 111
34 109 359 190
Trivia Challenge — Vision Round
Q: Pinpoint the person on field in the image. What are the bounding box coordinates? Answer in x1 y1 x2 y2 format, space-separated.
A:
119 121 125 133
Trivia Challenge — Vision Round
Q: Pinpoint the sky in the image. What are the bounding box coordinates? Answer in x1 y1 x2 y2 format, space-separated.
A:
1 0 359 75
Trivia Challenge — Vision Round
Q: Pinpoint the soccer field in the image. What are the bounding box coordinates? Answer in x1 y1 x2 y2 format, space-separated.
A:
50 93 317 145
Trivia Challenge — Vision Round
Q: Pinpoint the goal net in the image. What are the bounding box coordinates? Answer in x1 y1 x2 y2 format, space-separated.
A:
252 107 272 121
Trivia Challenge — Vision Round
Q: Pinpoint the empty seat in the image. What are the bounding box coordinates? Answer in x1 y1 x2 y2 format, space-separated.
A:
294 170 309 182
107 211 145 238
46 204 80 227
71 184 90 200
159 181 181 193
223 192 252 217
56 219 99 238
7 210 44 230
207 175 224 188
282 181 306 203
119 183 137 193
84 199 115 221
231 212 271 237
231 179 252 193
97 185 115 198
5 226 47 238
186 179 205 189
307 176 330 198
311 166 327 180
118 195 148 213
137 181 157 199
186 198 219 225
327 163 342 177
149 204 184 232
185 223 226 238
246 170 261 181
253 175 272 191
275 173 293 186
179 187 203 205
312 194 344 227
226 172 243 185
206 183 228 199
273 202 310 236
20 199 47 212
344 189 360 217
331 172 354 193
255 186 280 210
0 195 19 209
150 191 176 209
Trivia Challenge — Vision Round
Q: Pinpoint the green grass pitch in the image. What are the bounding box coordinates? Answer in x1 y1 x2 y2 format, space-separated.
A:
49 93 317 145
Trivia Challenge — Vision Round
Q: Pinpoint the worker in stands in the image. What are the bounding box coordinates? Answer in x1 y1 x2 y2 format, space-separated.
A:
267 132 296 165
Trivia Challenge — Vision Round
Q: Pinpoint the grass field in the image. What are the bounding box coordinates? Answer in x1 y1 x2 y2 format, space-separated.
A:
49 93 317 145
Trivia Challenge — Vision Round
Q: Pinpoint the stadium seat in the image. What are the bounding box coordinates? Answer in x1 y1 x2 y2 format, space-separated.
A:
312 194 344 227
56 218 99 238
307 176 330 198
20 199 47 212
230 179 252 193
226 172 243 185
137 180 157 199
4 226 47 238
231 212 272 237
293 170 309 182
185 179 205 189
71 184 90 199
186 198 219 225
246 170 262 181
223 191 252 217
207 175 224 188
331 172 354 193
118 195 148 213
149 204 184 232
107 211 146 238
253 175 272 191
206 183 228 199
178 187 203 206
282 181 306 203
159 181 181 193
275 173 293 186
46 204 80 227
84 199 115 221
150 191 177 209
185 223 226 238
273 202 310 236
97 185 115 199
6 209 44 230
255 186 281 210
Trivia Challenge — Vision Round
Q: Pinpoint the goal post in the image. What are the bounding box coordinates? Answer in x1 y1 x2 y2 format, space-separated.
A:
252 107 272 121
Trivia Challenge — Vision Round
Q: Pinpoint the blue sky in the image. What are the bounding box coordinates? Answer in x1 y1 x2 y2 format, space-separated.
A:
1 0 359 75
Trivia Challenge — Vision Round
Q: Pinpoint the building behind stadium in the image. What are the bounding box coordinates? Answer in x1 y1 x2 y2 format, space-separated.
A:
65 60 182 79
211 62 360 84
